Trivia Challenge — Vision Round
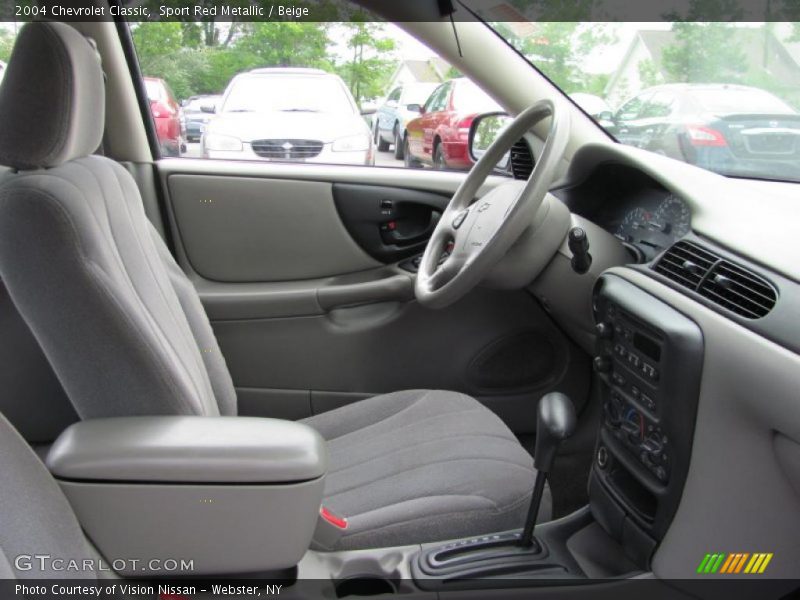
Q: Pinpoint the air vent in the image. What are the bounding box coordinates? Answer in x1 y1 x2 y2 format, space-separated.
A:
654 241 777 319
698 261 777 319
653 241 718 289
510 139 534 180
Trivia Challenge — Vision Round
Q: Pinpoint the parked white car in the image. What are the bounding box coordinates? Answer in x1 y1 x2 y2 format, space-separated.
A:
373 82 439 159
202 68 375 165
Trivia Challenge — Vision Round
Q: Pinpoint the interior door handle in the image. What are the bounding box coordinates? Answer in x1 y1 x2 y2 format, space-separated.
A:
380 212 440 247
317 273 414 310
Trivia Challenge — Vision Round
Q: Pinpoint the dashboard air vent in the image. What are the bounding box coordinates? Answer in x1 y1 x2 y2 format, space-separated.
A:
698 261 777 319
510 139 534 180
653 241 718 289
654 241 777 319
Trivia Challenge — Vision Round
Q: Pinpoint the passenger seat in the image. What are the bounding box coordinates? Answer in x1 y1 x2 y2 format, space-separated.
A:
0 411 96 579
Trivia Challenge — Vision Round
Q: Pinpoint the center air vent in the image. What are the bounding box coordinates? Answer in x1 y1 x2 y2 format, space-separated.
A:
509 139 534 180
653 241 718 288
698 261 777 319
653 240 777 319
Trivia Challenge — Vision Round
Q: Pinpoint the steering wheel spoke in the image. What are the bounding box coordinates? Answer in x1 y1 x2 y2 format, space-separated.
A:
414 99 569 309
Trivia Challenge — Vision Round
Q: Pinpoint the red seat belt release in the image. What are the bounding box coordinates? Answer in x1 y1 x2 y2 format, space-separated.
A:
320 506 348 529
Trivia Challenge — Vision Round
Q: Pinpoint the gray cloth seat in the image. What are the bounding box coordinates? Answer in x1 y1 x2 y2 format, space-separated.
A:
303 390 544 550
0 411 96 579
0 22 545 552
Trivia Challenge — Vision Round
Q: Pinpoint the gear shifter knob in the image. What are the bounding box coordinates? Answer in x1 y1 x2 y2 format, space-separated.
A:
520 392 577 547
534 392 577 473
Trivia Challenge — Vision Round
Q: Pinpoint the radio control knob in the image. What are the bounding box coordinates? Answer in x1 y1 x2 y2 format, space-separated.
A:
593 355 612 373
595 322 613 339
642 435 663 455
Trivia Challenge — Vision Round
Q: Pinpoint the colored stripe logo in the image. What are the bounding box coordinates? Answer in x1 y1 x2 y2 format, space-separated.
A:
697 552 773 574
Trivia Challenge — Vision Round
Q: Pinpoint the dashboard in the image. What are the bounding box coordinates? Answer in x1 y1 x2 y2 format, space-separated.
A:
555 163 693 262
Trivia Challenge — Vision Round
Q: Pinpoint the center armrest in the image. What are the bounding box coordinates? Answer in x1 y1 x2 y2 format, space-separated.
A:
46 415 328 576
47 415 327 483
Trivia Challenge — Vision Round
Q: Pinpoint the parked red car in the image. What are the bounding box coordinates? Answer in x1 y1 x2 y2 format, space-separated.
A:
144 76 184 157
403 78 501 170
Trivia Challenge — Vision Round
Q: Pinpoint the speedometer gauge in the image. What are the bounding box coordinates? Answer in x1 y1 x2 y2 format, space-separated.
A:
615 207 655 242
655 195 692 238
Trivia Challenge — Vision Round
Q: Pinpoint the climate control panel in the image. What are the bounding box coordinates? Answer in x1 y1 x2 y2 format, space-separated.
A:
589 274 703 566
604 391 669 483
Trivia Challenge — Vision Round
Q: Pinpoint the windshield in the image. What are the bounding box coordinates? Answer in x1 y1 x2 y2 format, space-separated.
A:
144 79 165 102
401 83 438 105
470 16 800 182
453 81 502 114
691 88 794 115
222 75 356 115
184 97 219 113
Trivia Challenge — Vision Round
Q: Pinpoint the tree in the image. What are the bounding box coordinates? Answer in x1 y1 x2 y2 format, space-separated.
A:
335 20 396 104
638 59 663 88
492 21 616 94
235 22 332 69
661 22 748 83
0 28 16 63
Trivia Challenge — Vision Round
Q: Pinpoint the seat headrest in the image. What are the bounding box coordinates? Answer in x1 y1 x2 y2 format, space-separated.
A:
0 22 104 170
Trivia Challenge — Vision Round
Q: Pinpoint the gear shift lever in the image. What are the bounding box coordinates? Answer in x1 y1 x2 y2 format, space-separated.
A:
519 392 576 547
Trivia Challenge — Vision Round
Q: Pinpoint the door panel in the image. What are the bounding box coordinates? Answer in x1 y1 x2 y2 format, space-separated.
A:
169 175 379 282
159 160 590 433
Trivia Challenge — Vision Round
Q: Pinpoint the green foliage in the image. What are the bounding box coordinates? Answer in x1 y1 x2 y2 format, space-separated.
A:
661 22 748 84
638 59 663 88
235 22 333 69
493 21 616 95
335 20 396 104
130 9 396 104
446 66 463 79
0 28 16 63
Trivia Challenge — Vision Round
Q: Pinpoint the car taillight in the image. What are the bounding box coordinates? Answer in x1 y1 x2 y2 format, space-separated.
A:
686 124 727 147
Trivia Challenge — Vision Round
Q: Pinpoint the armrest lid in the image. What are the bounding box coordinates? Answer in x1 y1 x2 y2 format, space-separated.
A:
47 416 327 483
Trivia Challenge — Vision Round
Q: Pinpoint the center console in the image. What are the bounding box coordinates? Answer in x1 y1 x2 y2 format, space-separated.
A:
401 273 703 589
589 274 703 567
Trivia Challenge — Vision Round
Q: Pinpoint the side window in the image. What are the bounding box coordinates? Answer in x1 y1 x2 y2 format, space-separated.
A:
127 11 495 171
424 84 447 113
616 93 651 121
640 92 676 119
429 83 452 113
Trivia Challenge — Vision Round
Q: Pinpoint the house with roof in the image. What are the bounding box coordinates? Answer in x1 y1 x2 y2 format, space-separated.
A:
384 58 452 92
604 28 800 109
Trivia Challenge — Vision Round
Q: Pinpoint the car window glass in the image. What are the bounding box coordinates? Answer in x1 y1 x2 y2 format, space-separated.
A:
425 84 448 113
144 79 164 102
473 13 800 182
401 84 437 105
616 93 651 121
126 14 506 173
640 92 676 119
693 88 794 114
452 81 501 114
221 75 355 115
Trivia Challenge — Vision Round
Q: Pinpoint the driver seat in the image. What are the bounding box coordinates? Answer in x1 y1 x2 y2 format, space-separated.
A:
0 22 547 551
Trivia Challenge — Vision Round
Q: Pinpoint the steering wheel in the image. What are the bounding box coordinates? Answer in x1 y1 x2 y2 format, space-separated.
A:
414 99 569 309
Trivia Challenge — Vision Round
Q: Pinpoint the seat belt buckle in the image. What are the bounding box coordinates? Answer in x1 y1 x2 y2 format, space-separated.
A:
313 506 348 550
